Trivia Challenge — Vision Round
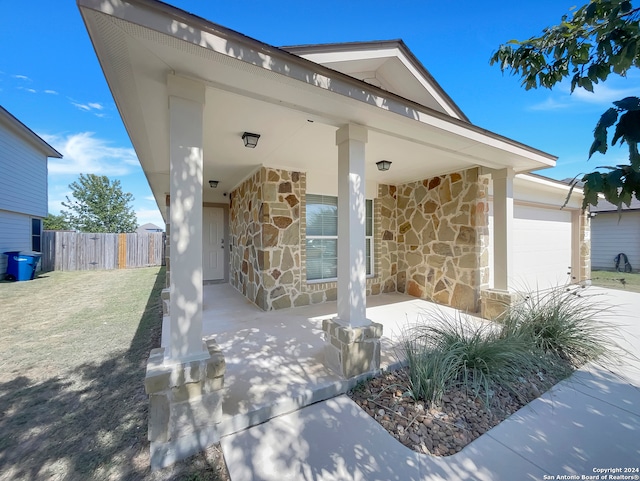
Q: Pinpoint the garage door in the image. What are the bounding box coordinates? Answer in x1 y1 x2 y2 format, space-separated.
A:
489 203 573 291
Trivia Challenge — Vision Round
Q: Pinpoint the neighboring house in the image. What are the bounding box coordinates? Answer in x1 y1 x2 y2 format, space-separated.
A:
590 198 640 272
78 0 589 467
136 222 164 234
0 106 62 276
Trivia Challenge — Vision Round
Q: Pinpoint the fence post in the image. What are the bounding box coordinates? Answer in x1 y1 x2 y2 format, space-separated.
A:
118 233 127 269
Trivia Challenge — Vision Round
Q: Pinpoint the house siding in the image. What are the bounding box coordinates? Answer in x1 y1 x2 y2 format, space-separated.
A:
0 120 48 218
0 209 32 274
591 211 640 271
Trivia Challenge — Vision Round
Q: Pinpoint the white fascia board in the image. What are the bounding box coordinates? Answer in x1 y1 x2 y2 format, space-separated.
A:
394 52 461 119
517 174 583 209
299 47 462 120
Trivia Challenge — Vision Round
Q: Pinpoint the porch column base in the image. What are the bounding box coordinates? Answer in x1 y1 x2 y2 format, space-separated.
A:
144 337 226 470
161 288 170 316
480 289 520 321
322 318 382 378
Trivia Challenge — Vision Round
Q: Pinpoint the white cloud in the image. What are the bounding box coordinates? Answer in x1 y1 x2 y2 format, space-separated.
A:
13 74 30 81
88 102 103 110
18 86 37 94
42 132 139 176
71 102 91 111
135 207 164 227
144 195 156 201
529 97 571 111
571 83 639 105
44 89 58 95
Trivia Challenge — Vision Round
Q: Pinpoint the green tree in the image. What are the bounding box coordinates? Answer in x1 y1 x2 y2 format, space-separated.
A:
490 0 640 209
43 213 70 230
61 174 138 233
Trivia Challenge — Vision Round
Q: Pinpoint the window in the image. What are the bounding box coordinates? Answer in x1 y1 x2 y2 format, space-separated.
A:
31 218 42 252
306 195 373 281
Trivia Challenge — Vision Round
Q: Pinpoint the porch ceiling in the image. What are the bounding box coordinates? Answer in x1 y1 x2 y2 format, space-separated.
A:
78 0 557 214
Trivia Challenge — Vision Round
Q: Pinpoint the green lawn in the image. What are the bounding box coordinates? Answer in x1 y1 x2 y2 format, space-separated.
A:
0 267 227 481
590 270 640 293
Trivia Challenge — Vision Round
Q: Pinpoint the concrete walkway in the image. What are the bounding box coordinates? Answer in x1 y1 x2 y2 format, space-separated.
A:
221 287 640 481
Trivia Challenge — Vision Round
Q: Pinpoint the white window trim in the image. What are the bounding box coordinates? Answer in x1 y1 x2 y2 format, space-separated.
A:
305 196 375 283
31 217 42 253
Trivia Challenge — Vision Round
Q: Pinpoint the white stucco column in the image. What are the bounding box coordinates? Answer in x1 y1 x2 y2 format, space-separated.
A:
492 168 515 291
335 124 368 327
167 75 207 362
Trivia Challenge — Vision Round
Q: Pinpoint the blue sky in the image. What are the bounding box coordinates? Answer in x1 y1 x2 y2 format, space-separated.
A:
1 1 639 227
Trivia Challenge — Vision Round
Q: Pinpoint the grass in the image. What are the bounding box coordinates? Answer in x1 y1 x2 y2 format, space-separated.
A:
0 267 228 481
590 270 640 293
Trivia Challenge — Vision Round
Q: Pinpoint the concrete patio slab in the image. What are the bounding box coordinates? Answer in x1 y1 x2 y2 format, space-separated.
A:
219 286 640 481
202 284 485 436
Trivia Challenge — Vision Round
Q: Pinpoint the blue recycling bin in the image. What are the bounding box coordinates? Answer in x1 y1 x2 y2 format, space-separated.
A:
4 251 41 281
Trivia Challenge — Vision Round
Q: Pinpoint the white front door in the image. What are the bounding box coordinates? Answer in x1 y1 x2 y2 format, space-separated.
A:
203 207 225 281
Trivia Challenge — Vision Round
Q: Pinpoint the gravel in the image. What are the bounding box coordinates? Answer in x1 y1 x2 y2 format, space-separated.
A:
348 366 564 456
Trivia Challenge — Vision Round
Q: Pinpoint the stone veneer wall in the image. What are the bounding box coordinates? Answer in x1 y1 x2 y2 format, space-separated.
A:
230 167 305 310
230 166 393 310
578 211 591 283
382 169 489 312
230 166 489 312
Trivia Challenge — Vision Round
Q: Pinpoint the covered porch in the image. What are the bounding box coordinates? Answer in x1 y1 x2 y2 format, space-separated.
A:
182 283 481 438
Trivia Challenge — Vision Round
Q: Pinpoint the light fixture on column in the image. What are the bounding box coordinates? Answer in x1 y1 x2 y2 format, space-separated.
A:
376 160 392 171
209 180 219 188
242 132 260 148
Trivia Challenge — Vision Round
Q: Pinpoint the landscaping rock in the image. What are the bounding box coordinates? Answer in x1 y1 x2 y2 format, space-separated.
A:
348 366 562 457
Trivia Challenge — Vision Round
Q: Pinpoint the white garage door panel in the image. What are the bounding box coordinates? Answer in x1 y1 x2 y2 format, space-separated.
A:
512 205 572 289
489 204 573 291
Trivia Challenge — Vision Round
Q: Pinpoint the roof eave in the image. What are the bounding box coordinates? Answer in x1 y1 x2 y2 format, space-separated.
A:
0 106 63 158
77 0 556 169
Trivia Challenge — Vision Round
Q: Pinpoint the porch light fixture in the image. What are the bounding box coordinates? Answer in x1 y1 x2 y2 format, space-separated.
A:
209 180 219 188
242 132 260 148
376 160 392 171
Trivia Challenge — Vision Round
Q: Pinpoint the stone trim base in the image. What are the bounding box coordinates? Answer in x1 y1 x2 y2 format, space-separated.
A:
480 289 520 321
322 319 382 378
144 337 225 470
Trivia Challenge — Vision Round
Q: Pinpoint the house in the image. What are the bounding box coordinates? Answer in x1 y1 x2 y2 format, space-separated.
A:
590 197 640 272
0 106 62 276
77 0 588 468
136 222 164 234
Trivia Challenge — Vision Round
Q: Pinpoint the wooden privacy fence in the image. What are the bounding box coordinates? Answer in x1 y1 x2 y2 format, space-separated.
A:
41 231 165 271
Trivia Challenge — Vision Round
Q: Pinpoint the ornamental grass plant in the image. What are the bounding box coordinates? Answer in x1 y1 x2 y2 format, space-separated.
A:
401 312 560 407
500 287 616 366
401 286 616 409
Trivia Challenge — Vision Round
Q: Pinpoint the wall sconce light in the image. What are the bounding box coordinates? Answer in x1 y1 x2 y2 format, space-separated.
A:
242 132 260 148
376 160 392 171
209 180 219 188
